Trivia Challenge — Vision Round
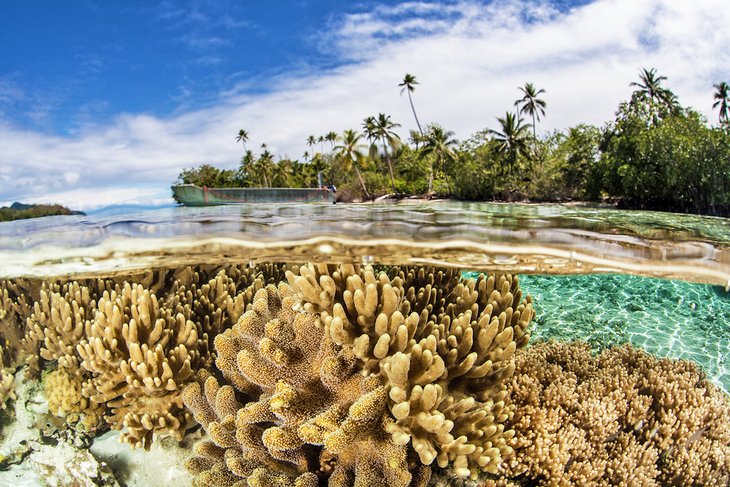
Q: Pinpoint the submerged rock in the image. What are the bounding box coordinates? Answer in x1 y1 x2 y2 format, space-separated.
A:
29 442 118 487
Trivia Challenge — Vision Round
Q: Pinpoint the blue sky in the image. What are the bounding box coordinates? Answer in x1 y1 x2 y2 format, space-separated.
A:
0 0 728 209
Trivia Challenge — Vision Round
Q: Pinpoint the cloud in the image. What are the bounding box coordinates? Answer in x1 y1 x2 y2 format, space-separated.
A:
1 0 729 210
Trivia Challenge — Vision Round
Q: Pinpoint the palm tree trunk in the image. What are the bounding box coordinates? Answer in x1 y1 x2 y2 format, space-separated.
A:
354 167 370 198
427 161 433 193
532 113 536 139
382 141 397 194
408 92 423 136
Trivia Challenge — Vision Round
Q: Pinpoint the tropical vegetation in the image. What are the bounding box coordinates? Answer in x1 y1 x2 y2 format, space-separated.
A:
175 69 730 217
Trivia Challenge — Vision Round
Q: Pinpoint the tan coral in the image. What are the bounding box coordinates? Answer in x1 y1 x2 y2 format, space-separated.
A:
286 265 534 479
184 283 430 486
44 368 104 429
76 282 205 449
0 360 15 410
25 281 95 372
504 341 730 486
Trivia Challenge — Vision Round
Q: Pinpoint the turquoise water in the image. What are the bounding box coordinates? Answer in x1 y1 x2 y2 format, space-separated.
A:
518 273 730 392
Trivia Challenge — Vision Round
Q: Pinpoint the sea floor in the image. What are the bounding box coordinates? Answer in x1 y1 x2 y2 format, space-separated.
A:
518 273 730 392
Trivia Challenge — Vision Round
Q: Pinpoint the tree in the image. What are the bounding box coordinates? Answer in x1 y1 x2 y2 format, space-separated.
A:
373 113 402 194
335 129 370 198
421 124 457 194
515 82 546 139
306 135 317 153
325 131 338 151
489 112 532 174
630 67 676 109
399 73 424 136
713 81 730 126
235 129 249 152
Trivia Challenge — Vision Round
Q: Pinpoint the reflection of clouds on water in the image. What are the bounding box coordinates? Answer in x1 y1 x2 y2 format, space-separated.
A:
520 273 730 393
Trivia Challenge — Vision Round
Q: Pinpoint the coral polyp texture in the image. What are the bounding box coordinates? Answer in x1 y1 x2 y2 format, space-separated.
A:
11 264 283 450
287 265 533 479
504 341 730 485
183 264 534 486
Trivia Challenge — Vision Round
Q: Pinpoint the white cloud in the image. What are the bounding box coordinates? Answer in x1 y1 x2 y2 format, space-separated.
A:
1 0 729 210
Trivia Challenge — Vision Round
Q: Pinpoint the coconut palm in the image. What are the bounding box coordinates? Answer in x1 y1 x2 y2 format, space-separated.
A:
630 67 675 108
399 73 424 136
255 149 274 187
335 129 370 198
713 81 730 125
318 135 325 154
373 113 401 194
306 135 317 153
420 124 457 194
325 131 338 151
515 83 546 139
235 129 249 152
489 112 532 174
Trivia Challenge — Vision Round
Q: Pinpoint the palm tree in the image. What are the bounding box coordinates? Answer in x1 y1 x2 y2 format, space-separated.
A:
255 149 274 187
325 131 338 151
489 112 532 174
399 73 423 136
318 135 325 154
335 129 370 198
713 81 730 126
630 67 675 107
420 124 457 194
235 129 249 152
306 135 317 154
515 83 546 139
373 113 401 194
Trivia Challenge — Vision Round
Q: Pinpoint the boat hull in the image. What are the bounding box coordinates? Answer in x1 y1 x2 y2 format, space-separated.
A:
171 185 336 206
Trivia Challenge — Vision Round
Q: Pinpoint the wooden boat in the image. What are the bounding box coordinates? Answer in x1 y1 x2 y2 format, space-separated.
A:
171 184 336 206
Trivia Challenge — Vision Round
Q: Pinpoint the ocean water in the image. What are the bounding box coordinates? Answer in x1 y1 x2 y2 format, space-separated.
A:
0 201 728 486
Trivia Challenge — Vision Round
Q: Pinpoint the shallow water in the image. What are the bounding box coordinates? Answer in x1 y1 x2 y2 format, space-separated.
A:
1 202 729 285
0 201 728 486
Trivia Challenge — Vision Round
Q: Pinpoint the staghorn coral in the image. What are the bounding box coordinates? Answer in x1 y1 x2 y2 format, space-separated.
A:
183 282 432 486
76 281 206 449
286 264 534 479
503 341 730 486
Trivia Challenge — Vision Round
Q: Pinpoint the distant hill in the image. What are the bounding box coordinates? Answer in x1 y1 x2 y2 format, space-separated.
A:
0 202 85 222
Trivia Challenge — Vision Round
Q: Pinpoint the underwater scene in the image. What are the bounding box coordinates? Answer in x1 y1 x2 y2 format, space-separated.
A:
0 202 728 486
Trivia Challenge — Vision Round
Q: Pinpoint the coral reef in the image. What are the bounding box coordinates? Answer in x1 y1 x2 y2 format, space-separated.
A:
0 362 15 410
183 283 428 486
183 264 534 485
8 264 287 450
76 282 206 449
44 368 104 430
503 341 730 486
286 265 534 479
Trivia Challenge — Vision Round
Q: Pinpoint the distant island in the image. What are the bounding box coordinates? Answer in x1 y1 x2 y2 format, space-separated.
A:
0 202 85 222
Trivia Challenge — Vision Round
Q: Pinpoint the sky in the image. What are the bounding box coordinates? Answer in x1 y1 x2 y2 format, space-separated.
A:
1 0 728 210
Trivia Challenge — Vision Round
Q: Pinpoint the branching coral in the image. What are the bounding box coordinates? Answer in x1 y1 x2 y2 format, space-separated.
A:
1 279 34 368
504 341 730 486
75 282 206 449
286 264 534 479
184 283 431 486
25 281 96 372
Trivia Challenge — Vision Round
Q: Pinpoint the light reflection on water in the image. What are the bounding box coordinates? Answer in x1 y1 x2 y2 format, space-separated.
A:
0 202 728 286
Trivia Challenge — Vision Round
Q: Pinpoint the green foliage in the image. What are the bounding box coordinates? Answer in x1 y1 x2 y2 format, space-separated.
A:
172 72 729 216
0 203 81 222
599 107 730 215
